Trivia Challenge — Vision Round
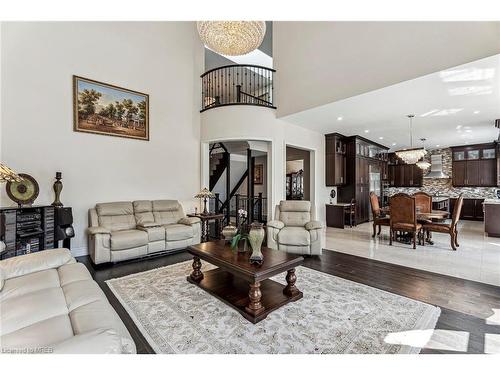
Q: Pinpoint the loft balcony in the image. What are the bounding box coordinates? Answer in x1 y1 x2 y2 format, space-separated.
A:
200 64 276 112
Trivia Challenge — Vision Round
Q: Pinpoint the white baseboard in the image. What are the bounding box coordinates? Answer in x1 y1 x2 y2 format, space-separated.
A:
70 247 88 257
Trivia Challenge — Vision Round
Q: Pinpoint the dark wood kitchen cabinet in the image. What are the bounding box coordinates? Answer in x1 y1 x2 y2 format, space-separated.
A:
450 198 484 221
325 133 346 186
387 155 423 187
337 135 389 224
451 143 498 187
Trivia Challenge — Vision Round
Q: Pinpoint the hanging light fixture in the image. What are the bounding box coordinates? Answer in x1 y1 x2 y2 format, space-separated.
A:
197 21 266 56
416 138 431 170
395 115 427 165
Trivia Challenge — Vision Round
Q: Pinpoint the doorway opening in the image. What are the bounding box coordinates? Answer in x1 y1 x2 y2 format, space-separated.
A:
285 146 311 201
208 140 269 229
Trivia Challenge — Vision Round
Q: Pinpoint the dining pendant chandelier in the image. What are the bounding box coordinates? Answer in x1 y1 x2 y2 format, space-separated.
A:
197 21 266 56
415 138 431 170
395 115 427 165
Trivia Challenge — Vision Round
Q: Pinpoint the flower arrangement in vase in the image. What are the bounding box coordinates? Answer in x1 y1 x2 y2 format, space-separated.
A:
230 209 248 253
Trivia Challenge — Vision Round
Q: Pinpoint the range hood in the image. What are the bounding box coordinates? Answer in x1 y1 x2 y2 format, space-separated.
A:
424 154 450 179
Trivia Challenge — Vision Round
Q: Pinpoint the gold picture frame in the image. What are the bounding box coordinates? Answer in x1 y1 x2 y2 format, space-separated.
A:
73 76 149 141
254 164 264 185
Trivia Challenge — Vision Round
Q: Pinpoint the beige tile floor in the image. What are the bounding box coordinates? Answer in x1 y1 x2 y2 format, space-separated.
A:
323 220 500 286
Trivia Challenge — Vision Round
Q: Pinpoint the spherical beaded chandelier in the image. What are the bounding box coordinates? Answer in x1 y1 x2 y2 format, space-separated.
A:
197 21 266 56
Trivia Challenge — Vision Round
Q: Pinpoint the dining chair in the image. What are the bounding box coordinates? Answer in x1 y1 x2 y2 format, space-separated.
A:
389 193 422 249
422 194 464 251
369 192 390 237
344 198 356 228
413 191 432 242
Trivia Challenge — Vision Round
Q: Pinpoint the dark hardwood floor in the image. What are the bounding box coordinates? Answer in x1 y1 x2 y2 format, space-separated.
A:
77 249 500 354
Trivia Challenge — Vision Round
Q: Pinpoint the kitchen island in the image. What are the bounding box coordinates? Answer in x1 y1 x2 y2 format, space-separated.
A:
484 199 500 237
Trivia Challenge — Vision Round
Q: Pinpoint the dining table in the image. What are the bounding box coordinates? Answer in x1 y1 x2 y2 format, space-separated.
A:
380 207 449 245
381 207 449 220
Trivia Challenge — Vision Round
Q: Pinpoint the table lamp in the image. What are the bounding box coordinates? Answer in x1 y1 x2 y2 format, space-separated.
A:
194 188 215 215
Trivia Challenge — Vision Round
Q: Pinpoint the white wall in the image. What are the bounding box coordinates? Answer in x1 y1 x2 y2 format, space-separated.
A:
212 155 248 202
200 106 330 224
274 22 500 117
1 22 204 256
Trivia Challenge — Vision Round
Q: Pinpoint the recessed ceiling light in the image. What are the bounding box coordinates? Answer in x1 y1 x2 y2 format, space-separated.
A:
436 144 440 147
337 116 343 121
379 137 384 140
465 129 472 133
473 110 480 114
364 130 369 133
456 125 462 130
392 143 396 146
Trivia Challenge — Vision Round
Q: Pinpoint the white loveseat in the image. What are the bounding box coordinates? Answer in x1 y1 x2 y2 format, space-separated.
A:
267 200 323 256
0 248 135 354
88 200 201 265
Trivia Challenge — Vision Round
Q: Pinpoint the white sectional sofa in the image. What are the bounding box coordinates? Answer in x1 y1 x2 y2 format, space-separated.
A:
0 248 135 354
88 200 201 265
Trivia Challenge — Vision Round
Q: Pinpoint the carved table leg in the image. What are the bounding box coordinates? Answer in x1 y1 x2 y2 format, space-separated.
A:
245 281 265 315
189 256 204 282
283 268 300 297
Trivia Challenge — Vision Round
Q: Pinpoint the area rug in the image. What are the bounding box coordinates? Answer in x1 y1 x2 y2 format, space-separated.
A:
106 261 440 354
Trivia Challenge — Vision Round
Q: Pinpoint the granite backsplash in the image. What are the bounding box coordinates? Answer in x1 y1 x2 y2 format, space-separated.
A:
385 147 498 199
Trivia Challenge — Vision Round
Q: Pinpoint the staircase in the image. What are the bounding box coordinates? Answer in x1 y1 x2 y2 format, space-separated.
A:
209 144 229 191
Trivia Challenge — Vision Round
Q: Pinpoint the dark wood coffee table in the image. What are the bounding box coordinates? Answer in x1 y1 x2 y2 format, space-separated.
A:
187 240 304 323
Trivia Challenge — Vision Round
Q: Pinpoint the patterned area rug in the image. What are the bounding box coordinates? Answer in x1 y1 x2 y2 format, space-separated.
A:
106 261 440 354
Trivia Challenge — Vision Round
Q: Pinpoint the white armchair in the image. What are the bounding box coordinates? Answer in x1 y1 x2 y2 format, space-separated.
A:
267 200 323 255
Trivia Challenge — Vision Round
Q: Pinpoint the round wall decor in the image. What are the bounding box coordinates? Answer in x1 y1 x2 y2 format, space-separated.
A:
6 173 39 206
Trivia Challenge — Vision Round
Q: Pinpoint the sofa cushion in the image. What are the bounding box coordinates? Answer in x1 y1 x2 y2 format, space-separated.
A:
0 269 60 303
1 287 69 336
165 224 194 241
0 248 75 281
138 226 165 242
153 200 184 225
96 202 133 216
278 227 310 246
97 202 136 231
110 229 148 250
133 200 155 225
0 314 74 350
99 215 136 232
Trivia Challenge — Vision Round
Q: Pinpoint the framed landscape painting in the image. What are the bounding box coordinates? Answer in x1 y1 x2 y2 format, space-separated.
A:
73 76 149 140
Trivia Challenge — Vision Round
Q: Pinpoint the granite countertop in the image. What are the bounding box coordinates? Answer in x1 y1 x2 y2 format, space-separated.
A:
432 196 450 202
484 199 500 205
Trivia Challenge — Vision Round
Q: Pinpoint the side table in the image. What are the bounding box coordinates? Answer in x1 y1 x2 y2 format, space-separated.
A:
187 213 224 242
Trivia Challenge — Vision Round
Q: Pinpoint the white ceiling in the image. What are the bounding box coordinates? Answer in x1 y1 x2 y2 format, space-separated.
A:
282 54 500 151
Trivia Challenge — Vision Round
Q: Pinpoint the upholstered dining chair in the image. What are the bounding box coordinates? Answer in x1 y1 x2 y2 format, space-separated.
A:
423 194 464 251
413 191 433 242
369 192 389 237
389 193 422 249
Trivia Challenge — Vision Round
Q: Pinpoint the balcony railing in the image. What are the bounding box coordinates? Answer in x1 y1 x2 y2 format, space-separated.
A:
200 64 276 112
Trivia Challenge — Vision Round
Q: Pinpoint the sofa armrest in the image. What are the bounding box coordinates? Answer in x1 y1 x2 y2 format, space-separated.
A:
0 248 75 281
52 329 123 354
305 220 323 231
267 220 285 230
178 217 201 225
137 222 162 229
87 226 111 235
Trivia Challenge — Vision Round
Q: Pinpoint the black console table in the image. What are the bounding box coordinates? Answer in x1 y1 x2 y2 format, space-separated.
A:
0 205 72 260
